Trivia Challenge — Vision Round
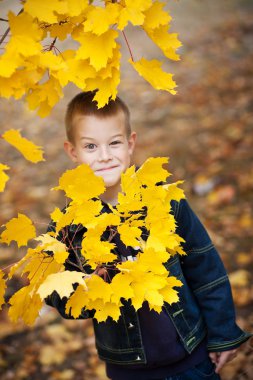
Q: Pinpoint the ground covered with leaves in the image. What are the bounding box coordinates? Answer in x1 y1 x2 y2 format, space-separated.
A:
0 1 253 379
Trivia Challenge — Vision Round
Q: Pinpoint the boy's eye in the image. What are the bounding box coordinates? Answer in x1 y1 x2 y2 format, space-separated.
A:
110 140 122 145
85 143 96 150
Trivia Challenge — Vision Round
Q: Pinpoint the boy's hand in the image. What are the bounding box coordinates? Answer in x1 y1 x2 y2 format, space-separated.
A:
209 349 237 373
94 265 110 282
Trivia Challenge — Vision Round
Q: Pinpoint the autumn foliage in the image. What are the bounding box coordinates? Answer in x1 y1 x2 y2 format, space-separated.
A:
0 157 185 324
0 1 183 325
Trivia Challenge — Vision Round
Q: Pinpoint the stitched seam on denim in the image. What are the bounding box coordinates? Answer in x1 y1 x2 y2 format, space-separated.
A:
179 301 191 330
96 341 139 353
135 311 147 362
165 256 178 269
187 317 203 337
165 305 191 353
194 275 228 294
190 329 207 352
185 242 214 255
121 309 131 348
207 333 251 349
98 354 146 365
174 199 181 220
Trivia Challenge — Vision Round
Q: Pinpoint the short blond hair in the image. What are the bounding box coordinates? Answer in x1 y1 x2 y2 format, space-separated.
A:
65 91 131 143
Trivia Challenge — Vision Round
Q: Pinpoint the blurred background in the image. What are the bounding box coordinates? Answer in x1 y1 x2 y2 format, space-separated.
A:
0 0 253 379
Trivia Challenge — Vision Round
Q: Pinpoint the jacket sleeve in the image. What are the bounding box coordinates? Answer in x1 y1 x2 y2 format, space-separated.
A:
174 199 251 351
45 221 95 320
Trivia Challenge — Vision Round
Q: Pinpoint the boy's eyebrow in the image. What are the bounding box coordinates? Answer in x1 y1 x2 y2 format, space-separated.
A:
80 134 124 141
80 136 96 141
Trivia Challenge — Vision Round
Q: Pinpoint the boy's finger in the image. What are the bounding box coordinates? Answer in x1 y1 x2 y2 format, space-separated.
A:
215 351 236 373
209 352 219 365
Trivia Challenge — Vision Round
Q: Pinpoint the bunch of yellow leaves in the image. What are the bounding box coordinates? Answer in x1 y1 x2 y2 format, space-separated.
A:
0 0 182 116
0 157 186 324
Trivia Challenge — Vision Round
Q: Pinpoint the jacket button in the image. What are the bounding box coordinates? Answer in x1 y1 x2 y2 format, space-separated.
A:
135 355 141 361
128 322 134 329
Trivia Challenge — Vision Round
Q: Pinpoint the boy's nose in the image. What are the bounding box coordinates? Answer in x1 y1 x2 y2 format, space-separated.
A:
98 146 112 161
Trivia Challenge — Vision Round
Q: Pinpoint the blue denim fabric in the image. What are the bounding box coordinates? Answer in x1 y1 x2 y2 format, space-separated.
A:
46 199 251 365
163 358 221 380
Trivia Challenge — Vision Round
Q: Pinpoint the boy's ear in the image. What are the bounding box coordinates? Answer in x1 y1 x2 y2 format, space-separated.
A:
128 131 137 155
64 140 78 163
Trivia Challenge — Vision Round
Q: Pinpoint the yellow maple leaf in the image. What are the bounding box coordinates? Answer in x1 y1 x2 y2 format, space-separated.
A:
117 0 152 29
55 54 97 88
116 193 143 217
0 213 36 247
89 298 122 322
145 289 164 307
22 250 63 294
85 211 120 231
160 276 182 305
137 157 170 186
164 181 185 202
145 207 174 228
38 51 66 74
8 248 34 280
37 271 86 300
0 270 6 311
8 11 43 43
146 25 182 61
120 165 139 193
24 0 68 23
69 199 103 226
138 248 169 274
65 284 90 318
86 275 112 302
110 272 134 304
0 65 42 100
48 21 75 41
143 1 171 30
130 58 177 94
50 207 64 224
118 224 142 247
8 285 43 325
2 129 45 163
53 164 105 202
83 4 119 35
35 234 69 264
141 185 168 207
0 164 10 192
26 76 63 116
146 226 179 252
0 47 23 78
66 0 89 17
82 237 117 269
50 206 75 233
86 69 120 108
74 29 118 70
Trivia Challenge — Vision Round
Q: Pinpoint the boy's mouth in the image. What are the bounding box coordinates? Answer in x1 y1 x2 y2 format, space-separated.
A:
95 166 118 172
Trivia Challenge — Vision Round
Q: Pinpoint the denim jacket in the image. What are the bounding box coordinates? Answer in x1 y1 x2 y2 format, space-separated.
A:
46 199 251 365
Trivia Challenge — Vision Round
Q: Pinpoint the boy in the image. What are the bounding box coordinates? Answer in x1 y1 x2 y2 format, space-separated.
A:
46 91 251 380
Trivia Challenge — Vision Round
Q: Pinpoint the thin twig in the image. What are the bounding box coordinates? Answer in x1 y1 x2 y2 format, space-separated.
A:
122 30 134 62
0 8 24 46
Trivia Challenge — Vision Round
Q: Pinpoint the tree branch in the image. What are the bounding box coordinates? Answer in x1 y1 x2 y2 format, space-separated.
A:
0 8 23 47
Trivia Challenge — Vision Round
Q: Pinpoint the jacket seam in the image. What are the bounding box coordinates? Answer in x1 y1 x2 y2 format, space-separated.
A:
96 341 141 353
194 275 228 294
207 333 252 350
98 354 146 365
185 242 214 255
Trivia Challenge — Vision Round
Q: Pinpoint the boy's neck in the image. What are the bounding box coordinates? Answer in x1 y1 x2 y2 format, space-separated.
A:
100 187 119 206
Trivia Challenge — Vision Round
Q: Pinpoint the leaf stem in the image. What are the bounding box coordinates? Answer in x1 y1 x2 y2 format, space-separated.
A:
122 30 134 62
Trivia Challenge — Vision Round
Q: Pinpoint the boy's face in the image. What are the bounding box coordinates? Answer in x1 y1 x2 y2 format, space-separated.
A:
64 112 136 198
